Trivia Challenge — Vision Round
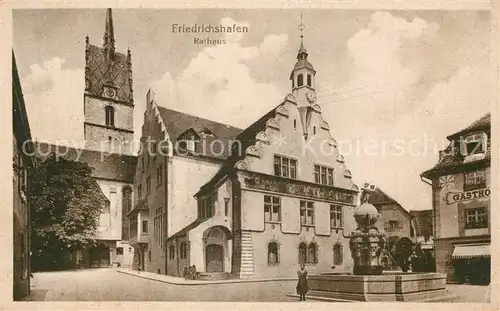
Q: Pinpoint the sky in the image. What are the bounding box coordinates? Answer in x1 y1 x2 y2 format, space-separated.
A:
13 9 492 211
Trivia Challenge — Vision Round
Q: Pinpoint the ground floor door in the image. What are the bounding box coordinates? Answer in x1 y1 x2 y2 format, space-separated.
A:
88 243 110 268
453 257 490 285
206 244 224 272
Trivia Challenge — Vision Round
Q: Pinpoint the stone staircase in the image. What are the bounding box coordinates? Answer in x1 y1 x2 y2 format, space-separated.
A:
238 231 254 278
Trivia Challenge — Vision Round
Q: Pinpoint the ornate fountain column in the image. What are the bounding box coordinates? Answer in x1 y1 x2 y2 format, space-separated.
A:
349 190 386 275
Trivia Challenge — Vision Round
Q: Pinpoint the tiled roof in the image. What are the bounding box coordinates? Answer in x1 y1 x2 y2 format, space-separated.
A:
410 210 433 237
35 142 137 183
367 186 410 217
157 106 242 160
447 113 491 140
127 197 148 216
167 219 205 241
367 187 398 205
421 114 491 177
85 44 133 103
196 104 282 195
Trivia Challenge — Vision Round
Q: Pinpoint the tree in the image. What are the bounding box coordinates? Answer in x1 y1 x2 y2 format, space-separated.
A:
28 154 107 271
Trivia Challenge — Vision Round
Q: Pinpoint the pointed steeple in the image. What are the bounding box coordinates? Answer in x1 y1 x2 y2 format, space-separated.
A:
103 8 115 64
290 14 316 88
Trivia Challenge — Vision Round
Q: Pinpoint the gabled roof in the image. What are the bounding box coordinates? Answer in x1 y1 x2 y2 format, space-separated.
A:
447 113 491 140
368 187 398 205
421 113 491 178
35 142 137 183
156 106 242 160
410 210 433 237
195 104 282 196
367 186 410 217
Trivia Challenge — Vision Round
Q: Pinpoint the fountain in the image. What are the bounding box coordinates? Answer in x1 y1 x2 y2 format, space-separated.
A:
306 188 450 302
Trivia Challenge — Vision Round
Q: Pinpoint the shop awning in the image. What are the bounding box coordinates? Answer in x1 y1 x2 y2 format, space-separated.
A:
452 243 490 259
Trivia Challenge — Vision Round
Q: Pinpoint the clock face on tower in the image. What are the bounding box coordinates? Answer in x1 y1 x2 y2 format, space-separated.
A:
103 86 117 99
306 90 317 103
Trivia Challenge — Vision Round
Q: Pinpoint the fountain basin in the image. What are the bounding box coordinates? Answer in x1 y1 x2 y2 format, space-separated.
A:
308 272 448 302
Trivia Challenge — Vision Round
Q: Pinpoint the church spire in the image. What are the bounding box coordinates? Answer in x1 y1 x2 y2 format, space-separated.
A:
297 14 308 60
103 8 115 63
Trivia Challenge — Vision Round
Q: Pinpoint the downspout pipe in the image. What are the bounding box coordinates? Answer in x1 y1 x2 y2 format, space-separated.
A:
420 175 436 246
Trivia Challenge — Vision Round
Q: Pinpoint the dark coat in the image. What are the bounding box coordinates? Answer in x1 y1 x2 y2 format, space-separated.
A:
296 269 308 294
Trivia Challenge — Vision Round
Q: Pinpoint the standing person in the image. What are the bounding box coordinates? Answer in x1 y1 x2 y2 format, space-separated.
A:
296 264 308 301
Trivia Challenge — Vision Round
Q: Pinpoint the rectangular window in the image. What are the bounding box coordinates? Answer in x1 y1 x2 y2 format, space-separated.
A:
116 247 124 255
138 184 142 199
157 164 163 187
146 176 151 193
464 169 486 191
387 220 399 230
198 196 213 220
330 205 343 229
141 157 144 172
264 195 281 222
274 156 281 177
314 165 334 186
274 155 298 179
465 207 488 229
142 220 148 233
300 200 314 226
224 198 229 217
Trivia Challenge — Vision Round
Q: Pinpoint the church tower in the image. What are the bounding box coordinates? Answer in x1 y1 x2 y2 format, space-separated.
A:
290 18 317 140
84 9 134 154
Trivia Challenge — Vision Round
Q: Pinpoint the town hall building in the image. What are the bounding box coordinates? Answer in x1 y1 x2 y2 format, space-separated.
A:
130 29 360 278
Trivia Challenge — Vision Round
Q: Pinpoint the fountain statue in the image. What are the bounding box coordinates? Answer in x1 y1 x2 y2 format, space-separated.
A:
350 189 386 275
304 185 451 301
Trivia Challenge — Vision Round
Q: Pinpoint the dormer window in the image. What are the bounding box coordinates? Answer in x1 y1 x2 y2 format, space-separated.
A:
178 130 200 153
462 133 487 157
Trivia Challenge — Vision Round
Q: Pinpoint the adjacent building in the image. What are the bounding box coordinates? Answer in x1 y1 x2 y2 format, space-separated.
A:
421 113 491 285
133 35 360 279
32 9 137 269
13 51 36 300
366 185 413 241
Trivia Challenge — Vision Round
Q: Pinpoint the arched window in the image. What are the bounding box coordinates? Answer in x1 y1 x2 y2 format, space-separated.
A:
169 245 175 260
308 243 317 264
307 74 312 87
297 74 304 87
268 241 279 265
180 242 187 259
299 242 307 265
333 243 343 265
105 105 115 127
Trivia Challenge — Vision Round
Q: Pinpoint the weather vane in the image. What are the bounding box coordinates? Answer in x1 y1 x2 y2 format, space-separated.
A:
298 13 305 43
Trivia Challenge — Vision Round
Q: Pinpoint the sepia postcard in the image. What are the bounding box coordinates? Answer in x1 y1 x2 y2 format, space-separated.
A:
1 1 498 310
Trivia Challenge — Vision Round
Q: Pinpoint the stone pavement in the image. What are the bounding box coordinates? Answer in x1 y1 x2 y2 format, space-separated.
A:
26 268 299 301
25 268 491 303
117 268 297 285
